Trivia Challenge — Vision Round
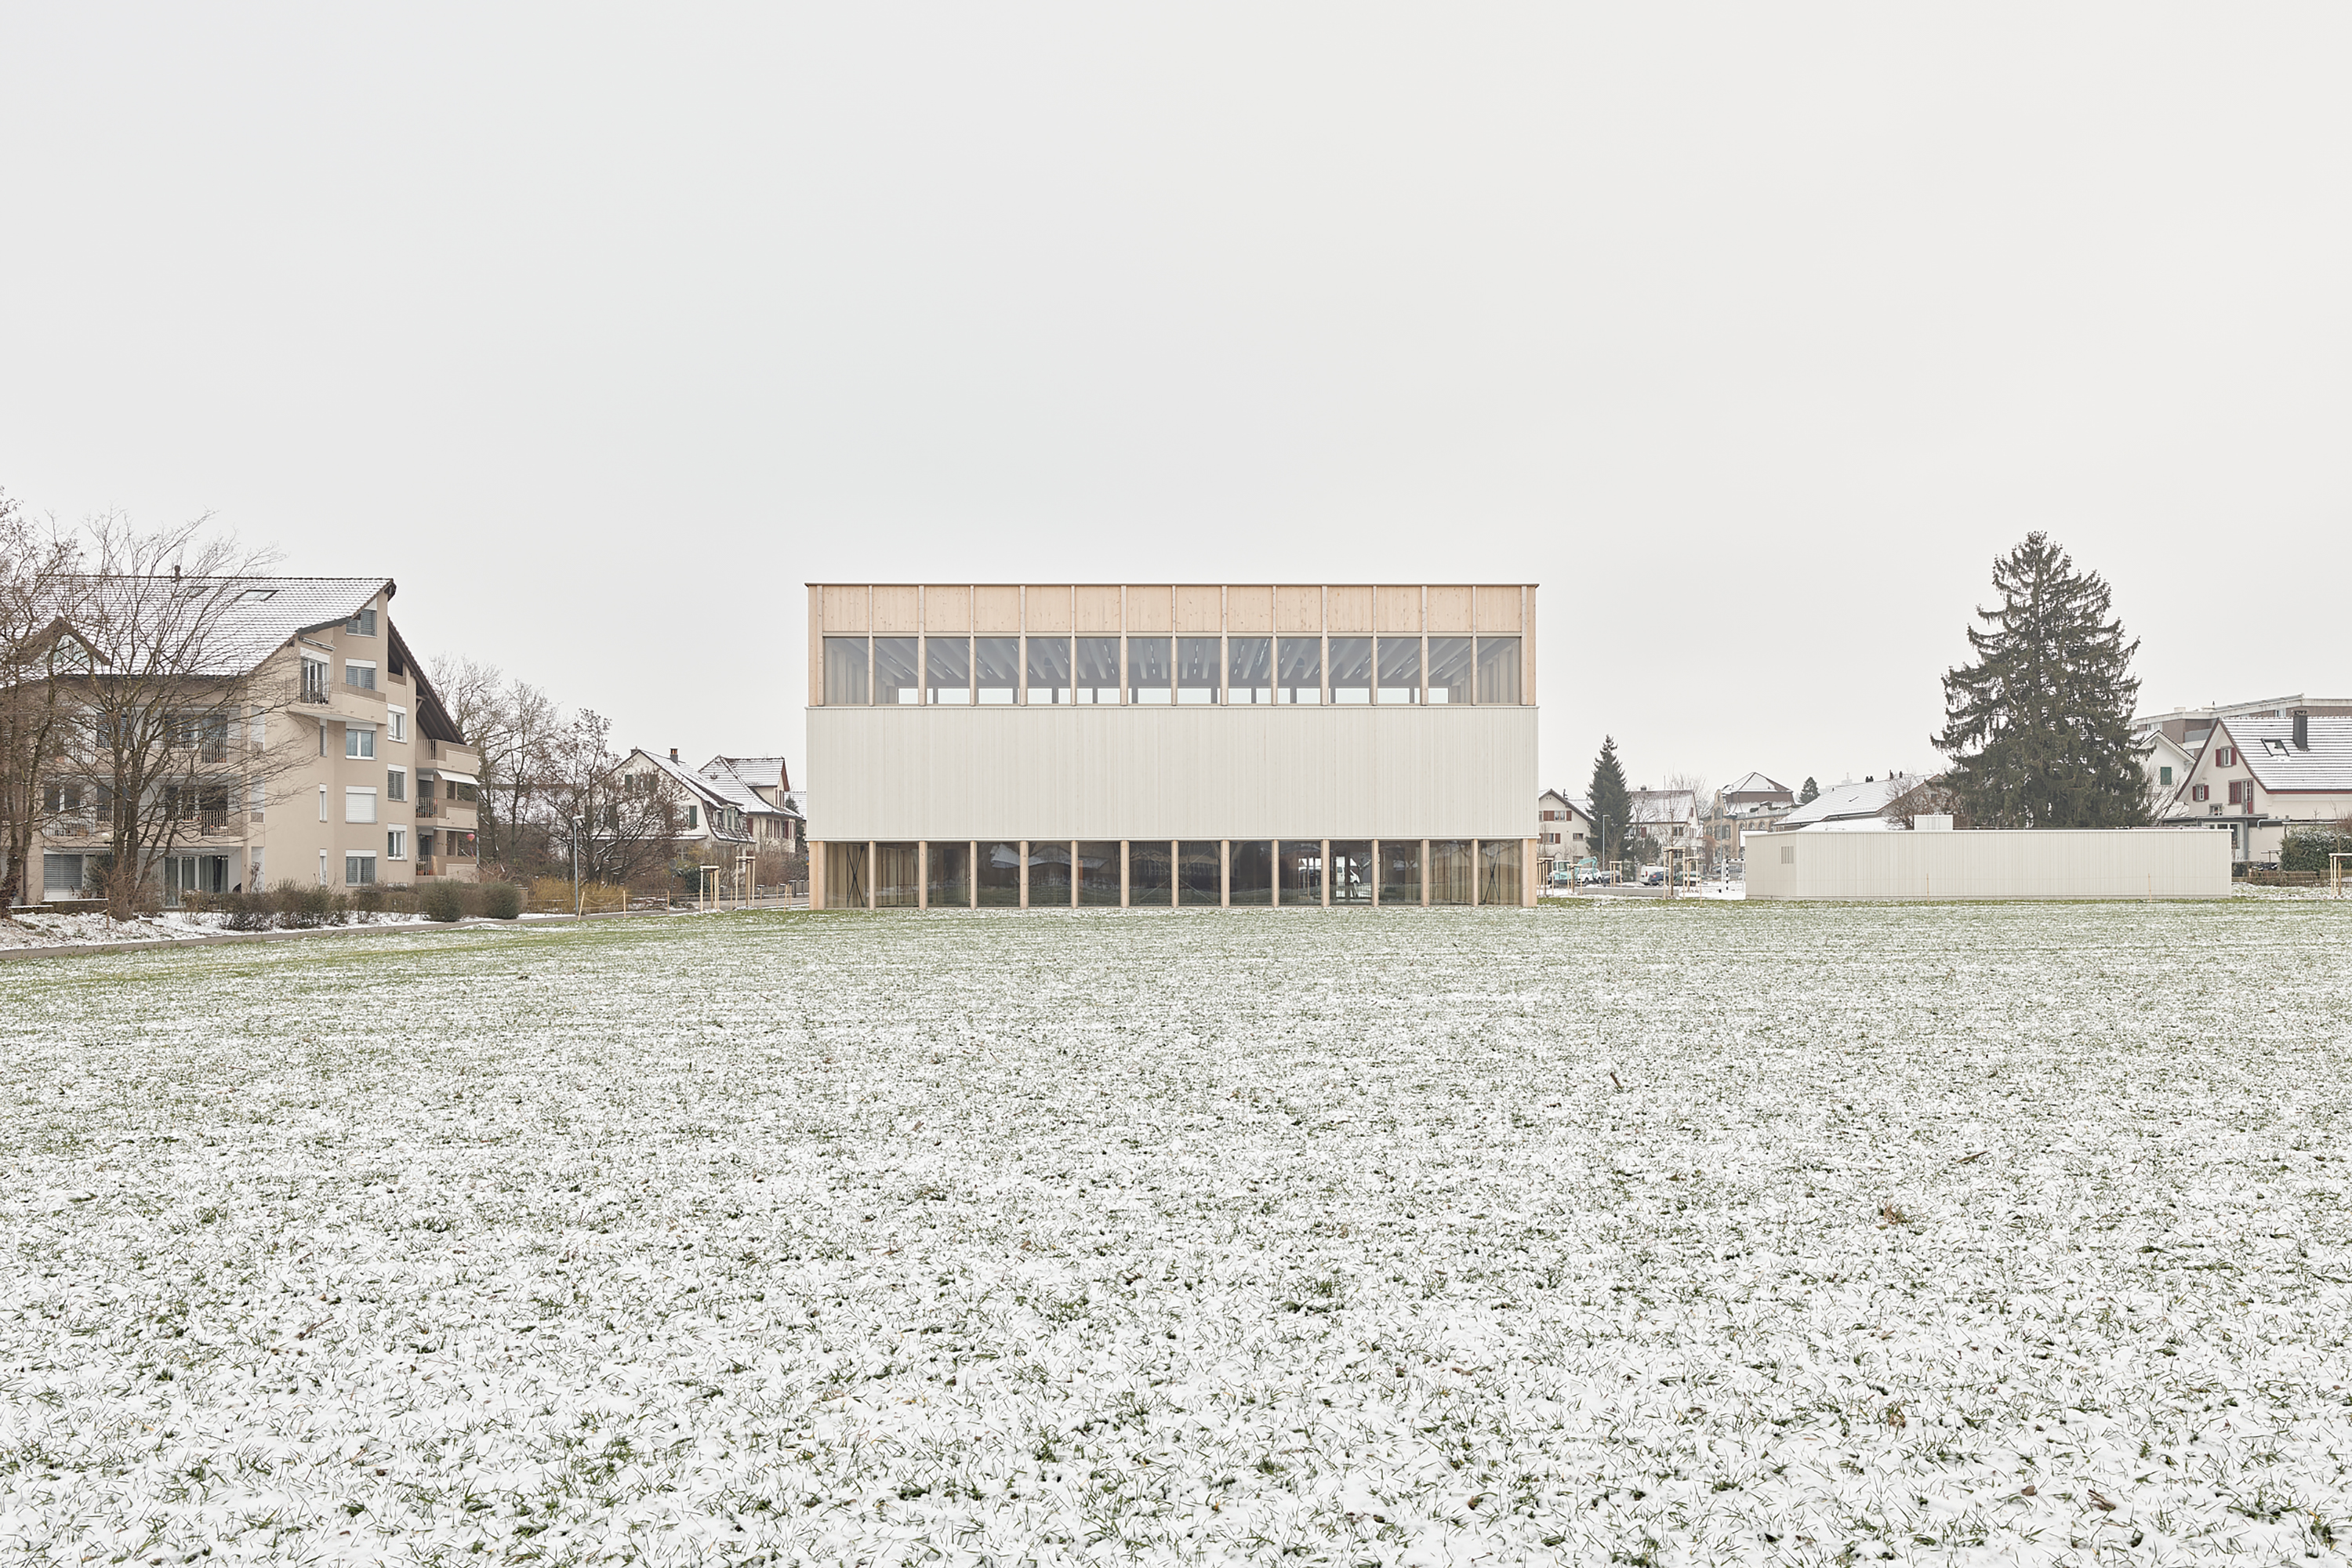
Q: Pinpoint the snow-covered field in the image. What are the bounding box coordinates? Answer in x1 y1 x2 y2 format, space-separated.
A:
3 900 2350 1565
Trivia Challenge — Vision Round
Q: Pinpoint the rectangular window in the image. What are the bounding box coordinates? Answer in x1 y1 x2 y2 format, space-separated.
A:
1227 840 1273 906
388 707 408 742
318 849 328 885
387 828 407 860
346 726 376 760
1076 840 1120 906
685 804 699 829
1327 637 1372 704
823 637 870 704
345 852 377 885
924 840 971 907
1379 839 1421 904
1276 637 1322 704
1028 841 1073 907
1427 637 1473 704
925 637 971 704
1479 839 1523 906
1330 840 1374 902
873 637 920 705
301 657 328 703
2217 746 2234 766
2227 780 2244 804
975 637 1020 705
1279 840 1324 904
318 724 328 757
2192 784 2209 801
1126 840 1174 906
345 607 378 637
346 787 378 824
1227 637 1272 704
1376 638 1421 704
2159 765 2173 786
978 840 1022 906
344 660 377 691
1074 637 1121 703
1025 637 1072 704
1429 839 1474 905
1126 637 1171 704
1475 637 1522 705
387 768 406 802
419 830 434 861
1176 638 1221 705
318 785 328 822
1178 841 1221 905
874 842 920 907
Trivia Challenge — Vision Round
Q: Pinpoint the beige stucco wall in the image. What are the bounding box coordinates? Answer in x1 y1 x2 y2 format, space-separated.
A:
1744 827 2232 901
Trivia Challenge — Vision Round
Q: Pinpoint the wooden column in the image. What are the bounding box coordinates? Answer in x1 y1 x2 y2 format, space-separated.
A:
917 841 927 909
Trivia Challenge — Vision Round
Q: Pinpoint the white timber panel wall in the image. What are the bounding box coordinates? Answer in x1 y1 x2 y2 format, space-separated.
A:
808 706 1537 842
1743 828 2232 901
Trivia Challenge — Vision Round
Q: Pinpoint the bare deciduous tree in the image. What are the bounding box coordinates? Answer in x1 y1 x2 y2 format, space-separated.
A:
535 710 691 887
430 655 560 869
0 494 85 907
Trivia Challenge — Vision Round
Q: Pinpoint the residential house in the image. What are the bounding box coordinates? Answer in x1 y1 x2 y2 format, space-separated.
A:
1777 774 1926 833
2138 695 2352 762
619 747 761 865
1627 787 1702 858
1537 789 1595 880
699 755 804 852
23 576 481 903
2158 710 2352 866
1719 771 1794 808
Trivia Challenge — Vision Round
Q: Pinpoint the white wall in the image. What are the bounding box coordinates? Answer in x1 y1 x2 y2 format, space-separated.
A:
1744 827 2232 901
808 705 1537 841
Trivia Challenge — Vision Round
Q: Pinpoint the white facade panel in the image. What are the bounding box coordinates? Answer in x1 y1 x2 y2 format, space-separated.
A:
1743 827 2232 901
808 706 1537 842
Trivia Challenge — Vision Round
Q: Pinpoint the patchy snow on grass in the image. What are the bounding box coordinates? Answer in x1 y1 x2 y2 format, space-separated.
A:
2 900 2350 1564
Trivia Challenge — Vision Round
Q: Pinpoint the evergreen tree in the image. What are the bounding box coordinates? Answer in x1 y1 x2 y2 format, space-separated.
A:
1587 736 1632 866
1798 776 1819 804
1933 532 2148 828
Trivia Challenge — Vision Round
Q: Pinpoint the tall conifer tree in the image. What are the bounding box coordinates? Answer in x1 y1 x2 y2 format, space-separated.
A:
1933 532 2147 828
1588 736 1632 866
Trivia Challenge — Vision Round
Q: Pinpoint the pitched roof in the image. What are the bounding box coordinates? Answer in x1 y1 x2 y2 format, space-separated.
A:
1628 788 1697 826
1778 773 1924 828
1722 771 1791 797
2220 716 2352 793
702 755 791 792
49 574 391 677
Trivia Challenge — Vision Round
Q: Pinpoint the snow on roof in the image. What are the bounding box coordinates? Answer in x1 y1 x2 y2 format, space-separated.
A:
2220 716 2352 793
702 755 791 791
1722 771 1791 797
699 757 806 819
47 574 391 677
1628 789 1697 825
1777 773 1924 828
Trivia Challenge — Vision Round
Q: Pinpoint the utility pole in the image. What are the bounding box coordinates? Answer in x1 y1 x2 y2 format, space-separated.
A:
572 815 585 917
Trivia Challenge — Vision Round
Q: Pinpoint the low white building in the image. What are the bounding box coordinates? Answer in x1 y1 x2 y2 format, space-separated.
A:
1748 820 2230 901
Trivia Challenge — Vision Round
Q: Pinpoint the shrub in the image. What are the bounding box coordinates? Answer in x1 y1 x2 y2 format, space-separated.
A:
477 881 524 920
219 891 275 931
351 881 389 913
419 880 466 924
2281 829 2350 874
270 881 343 927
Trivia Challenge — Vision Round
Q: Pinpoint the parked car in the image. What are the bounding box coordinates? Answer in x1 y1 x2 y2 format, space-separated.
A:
1639 866 1667 887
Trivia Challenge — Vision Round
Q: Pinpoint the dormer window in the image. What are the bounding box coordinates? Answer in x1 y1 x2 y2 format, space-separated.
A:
346 607 378 637
240 587 277 602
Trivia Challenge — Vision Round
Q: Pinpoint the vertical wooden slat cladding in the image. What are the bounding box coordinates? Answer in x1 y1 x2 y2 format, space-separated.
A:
1375 586 1421 633
924 586 972 633
871 585 920 633
972 586 1021 633
1174 586 1223 633
1125 586 1174 633
808 586 825 705
1275 586 1323 633
1327 586 1374 633
1225 586 1273 634
1472 586 1522 633
821 584 871 633
1522 586 1537 706
1024 586 1073 633
1074 586 1123 633
1425 585 1472 633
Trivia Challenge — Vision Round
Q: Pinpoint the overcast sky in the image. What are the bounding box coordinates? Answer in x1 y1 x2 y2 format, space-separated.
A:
4 6 2346 797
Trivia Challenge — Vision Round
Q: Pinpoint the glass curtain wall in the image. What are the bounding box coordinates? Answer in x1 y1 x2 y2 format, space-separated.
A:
1076 840 1121 905
1176 639 1221 704
978 842 1022 906
874 637 920 705
1277 638 1321 703
1376 639 1421 703
926 841 971 907
1379 840 1422 905
1029 841 1073 906
1429 840 1475 905
1075 637 1121 703
1475 637 1521 705
1128 840 1174 906
926 637 971 704
1228 637 1272 703
1279 840 1324 905
1427 637 1472 704
1229 840 1273 905
825 842 869 908
1479 840 1523 906
823 638 869 703
1026 637 1072 704
975 637 1019 704
1329 841 1373 902
1178 841 1221 905
874 843 920 906
1327 638 1372 703
1127 637 1171 704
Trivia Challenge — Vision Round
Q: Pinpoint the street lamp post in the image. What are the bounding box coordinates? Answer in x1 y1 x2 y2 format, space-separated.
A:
572 815 585 918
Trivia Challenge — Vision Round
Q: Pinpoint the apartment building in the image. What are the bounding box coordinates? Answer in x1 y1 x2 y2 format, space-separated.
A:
805 584 1539 908
30 577 481 902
